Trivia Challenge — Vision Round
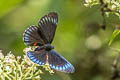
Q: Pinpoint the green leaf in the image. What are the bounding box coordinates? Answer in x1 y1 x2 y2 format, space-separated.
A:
108 29 120 46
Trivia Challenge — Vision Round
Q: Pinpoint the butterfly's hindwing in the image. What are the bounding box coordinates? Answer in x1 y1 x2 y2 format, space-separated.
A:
27 50 47 65
27 49 75 73
48 50 75 73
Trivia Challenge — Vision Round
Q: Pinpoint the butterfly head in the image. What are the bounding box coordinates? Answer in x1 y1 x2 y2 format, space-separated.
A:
44 44 54 51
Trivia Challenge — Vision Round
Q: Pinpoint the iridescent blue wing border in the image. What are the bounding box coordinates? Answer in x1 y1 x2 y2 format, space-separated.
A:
48 50 75 73
23 25 45 46
27 50 47 65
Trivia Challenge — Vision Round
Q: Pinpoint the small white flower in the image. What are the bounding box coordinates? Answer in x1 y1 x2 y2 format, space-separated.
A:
23 55 32 65
17 56 21 60
112 4 116 9
49 70 54 74
4 58 9 63
35 75 40 79
105 0 111 3
84 4 89 7
5 66 12 73
0 50 4 59
112 1 120 6
23 55 27 59
6 66 10 71
85 0 92 3
39 70 43 74
0 68 3 75
12 63 16 67
7 53 15 59
23 47 32 54
4 56 15 63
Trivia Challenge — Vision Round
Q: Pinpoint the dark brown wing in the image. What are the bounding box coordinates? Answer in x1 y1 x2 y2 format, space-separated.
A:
38 12 58 43
48 50 75 73
23 12 58 46
27 49 47 65
23 25 45 46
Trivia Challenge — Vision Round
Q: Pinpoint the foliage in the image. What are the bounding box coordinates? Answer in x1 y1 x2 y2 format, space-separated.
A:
84 0 120 17
108 29 120 46
0 0 120 80
0 49 54 80
85 0 120 46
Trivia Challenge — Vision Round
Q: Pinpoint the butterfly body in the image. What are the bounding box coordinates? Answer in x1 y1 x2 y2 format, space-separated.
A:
34 44 54 51
23 12 75 73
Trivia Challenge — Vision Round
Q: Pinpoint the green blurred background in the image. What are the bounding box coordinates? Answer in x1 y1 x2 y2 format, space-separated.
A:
0 0 120 80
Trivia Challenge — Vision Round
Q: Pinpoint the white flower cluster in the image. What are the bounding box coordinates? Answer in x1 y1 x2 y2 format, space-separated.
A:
0 49 54 80
84 0 120 17
84 0 99 7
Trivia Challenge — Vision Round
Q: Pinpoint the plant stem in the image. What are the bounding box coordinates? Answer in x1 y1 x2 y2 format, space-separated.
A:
22 64 35 80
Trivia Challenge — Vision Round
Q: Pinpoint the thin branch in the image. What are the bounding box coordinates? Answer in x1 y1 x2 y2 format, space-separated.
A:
111 53 120 80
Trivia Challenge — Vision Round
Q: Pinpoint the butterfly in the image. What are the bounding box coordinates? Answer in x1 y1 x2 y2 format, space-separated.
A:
23 12 75 73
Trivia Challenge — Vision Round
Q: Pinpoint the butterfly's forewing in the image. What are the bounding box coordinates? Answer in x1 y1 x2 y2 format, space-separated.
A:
23 12 58 46
23 25 46 46
38 12 58 43
48 50 75 73
27 49 47 65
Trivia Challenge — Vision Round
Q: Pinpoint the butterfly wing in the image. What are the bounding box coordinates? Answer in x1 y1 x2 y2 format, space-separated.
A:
48 50 75 73
27 49 75 73
38 12 58 43
23 25 46 46
23 12 58 46
27 49 47 65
